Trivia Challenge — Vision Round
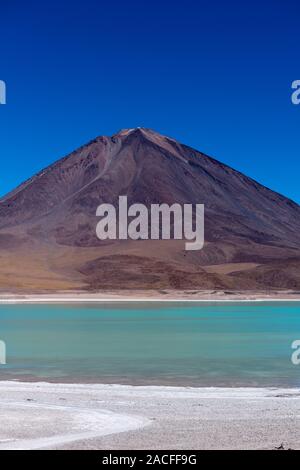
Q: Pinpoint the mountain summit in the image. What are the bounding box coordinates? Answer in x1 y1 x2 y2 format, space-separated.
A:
0 128 299 292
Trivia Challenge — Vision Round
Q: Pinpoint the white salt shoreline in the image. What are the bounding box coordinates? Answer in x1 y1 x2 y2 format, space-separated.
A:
0 297 300 303
1 381 300 450
0 289 299 303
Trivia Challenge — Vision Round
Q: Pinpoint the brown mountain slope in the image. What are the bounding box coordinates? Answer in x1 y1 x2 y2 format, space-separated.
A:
0 127 299 292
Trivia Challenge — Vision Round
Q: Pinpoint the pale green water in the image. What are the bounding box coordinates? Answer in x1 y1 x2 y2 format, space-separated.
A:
0 302 300 387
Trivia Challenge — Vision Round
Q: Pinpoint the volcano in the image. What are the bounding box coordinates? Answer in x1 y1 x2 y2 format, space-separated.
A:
0 127 299 292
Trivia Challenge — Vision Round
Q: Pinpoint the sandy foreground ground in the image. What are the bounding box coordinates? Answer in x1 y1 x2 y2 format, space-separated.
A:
0 382 300 450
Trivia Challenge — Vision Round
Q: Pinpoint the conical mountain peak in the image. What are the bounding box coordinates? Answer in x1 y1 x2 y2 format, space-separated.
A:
0 127 300 291
115 127 155 135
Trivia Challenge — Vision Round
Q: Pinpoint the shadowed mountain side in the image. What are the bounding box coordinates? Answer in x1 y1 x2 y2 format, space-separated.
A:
0 128 299 292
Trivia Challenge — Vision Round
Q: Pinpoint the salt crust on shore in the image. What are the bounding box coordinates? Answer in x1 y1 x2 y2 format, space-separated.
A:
0 381 300 450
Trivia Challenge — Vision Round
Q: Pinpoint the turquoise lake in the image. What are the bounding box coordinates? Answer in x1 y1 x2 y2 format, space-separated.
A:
0 302 300 387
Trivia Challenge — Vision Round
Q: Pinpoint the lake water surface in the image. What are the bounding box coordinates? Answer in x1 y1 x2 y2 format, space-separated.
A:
0 302 300 387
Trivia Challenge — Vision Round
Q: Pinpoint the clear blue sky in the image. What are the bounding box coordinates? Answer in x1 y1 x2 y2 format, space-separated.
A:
0 0 299 202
